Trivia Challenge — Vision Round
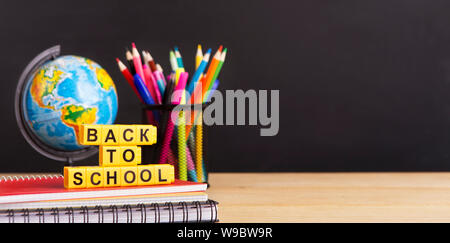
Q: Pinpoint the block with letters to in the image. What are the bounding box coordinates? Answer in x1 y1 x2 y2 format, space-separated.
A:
99 146 141 166
119 146 142 164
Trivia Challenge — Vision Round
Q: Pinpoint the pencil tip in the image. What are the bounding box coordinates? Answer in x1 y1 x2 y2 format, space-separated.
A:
132 42 136 48
116 58 120 63
218 45 223 52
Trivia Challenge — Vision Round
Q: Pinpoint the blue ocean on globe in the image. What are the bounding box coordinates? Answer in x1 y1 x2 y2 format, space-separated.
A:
22 55 118 151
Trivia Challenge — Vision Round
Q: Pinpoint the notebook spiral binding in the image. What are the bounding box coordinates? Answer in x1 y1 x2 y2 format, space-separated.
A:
0 174 63 183
1 200 218 223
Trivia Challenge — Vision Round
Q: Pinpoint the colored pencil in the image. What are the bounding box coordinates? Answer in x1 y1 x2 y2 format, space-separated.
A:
177 107 188 181
144 51 157 72
195 44 203 70
186 144 198 182
116 58 142 102
202 47 222 99
176 72 189 181
183 75 206 141
132 43 146 84
169 50 178 72
143 63 160 104
195 111 204 182
133 73 159 122
208 48 227 92
156 63 164 73
133 74 156 106
125 48 136 74
205 80 220 102
174 46 185 71
153 71 166 95
158 74 186 165
153 77 175 165
186 49 211 94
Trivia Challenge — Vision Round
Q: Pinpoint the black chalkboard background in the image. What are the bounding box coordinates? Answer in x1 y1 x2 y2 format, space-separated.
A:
2 0 450 172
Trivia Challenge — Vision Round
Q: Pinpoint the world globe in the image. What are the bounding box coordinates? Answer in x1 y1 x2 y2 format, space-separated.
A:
21 55 118 152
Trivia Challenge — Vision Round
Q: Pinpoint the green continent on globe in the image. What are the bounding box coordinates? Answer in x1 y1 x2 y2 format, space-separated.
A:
60 104 98 139
23 55 118 151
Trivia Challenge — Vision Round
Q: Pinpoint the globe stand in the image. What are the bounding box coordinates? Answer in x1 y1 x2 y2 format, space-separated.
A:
15 45 98 166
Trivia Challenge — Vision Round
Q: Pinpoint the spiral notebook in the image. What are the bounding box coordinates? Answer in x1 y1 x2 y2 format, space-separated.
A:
0 175 207 204
0 175 218 223
0 200 219 223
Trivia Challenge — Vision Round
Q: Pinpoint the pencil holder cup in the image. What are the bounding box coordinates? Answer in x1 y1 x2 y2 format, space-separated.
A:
141 103 210 184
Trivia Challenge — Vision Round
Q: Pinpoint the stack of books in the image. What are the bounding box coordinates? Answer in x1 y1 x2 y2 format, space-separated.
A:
0 124 218 223
0 175 218 223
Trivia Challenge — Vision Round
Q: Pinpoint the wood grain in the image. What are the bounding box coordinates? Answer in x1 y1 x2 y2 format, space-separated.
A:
207 173 450 222
3 172 450 222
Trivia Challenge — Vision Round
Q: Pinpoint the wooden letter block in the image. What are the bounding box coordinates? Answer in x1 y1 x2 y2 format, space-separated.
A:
99 146 120 166
119 146 142 165
78 125 102 145
135 125 157 145
137 164 174 185
102 125 119 145
86 166 104 188
119 125 137 145
154 164 175 184
99 146 141 166
137 165 156 186
120 167 138 187
64 167 87 189
103 167 121 187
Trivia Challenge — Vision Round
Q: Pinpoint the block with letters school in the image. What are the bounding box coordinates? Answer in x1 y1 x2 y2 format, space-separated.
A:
78 124 157 146
64 164 175 189
64 123 174 189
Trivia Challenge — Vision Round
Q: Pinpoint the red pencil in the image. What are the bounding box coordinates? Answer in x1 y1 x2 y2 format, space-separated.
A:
144 50 157 72
116 58 142 102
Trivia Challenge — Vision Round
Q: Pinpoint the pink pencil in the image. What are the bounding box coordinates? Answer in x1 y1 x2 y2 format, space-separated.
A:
158 73 188 165
143 63 161 104
131 43 146 84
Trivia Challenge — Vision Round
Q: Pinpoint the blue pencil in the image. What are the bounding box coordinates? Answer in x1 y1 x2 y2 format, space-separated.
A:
186 48 211 94
204 80 220 102
134 74 160 121
174 46 184 70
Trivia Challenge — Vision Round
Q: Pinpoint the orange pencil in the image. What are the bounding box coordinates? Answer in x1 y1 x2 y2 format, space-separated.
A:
185 75 206 140
201 46 222 99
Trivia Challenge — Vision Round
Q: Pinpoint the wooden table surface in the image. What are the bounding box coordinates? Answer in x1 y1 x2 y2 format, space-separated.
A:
3 172 450 222
207 172 450 222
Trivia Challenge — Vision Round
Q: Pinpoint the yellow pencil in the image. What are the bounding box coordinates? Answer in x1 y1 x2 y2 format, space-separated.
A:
195 44 203 70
